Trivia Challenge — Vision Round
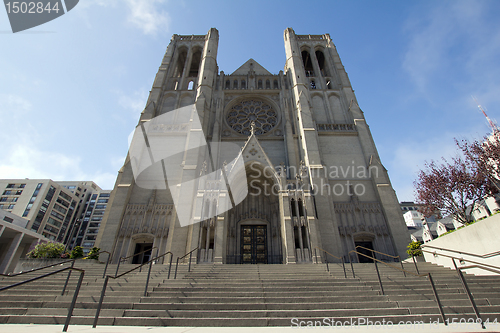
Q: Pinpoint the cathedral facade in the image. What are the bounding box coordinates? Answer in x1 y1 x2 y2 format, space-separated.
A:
95 28 410 265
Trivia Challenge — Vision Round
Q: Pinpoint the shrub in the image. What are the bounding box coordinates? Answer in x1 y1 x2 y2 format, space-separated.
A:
86 247 101 260
26 242 66 259
70 246 84 259
407 241 422 258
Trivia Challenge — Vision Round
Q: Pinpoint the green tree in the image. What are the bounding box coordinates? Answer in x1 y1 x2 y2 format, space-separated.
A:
86 247 101 260
26 242 66 259
70 246 84 259
407 241 422 258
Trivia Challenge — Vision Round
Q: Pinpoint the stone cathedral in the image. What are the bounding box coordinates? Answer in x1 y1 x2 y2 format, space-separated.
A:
95 28 410 265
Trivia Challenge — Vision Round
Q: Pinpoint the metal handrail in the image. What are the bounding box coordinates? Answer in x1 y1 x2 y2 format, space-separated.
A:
314 247 347 278
355 245 400 260
93 250 174 328
115 246 158 276
354 245 406 277
348 250 448 326
421 244 500 259
0 250 111 294
419 249 500 273
0 266 85 332
174 247 198 279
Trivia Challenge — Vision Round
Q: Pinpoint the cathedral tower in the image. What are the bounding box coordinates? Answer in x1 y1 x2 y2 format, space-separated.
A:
96 28 409 264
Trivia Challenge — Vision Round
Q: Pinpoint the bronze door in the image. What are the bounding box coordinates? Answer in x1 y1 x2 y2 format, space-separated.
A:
241 225 267 264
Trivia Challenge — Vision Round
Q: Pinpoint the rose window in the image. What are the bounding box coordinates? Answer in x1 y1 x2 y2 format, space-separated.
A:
227 100 277 135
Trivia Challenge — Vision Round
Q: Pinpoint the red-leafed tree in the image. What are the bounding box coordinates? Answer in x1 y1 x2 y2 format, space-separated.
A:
456 130 500 192
414 156 491 225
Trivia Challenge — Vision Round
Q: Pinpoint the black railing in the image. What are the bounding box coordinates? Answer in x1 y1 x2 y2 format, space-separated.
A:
225 255 283 265
416 247 500 329
348 249 447 326
115 246 158 276
93 250 174 328
0 266 85 332
314 247 347 278
174 247 198 279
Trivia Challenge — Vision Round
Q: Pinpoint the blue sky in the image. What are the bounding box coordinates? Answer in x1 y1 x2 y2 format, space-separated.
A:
1 0 500 201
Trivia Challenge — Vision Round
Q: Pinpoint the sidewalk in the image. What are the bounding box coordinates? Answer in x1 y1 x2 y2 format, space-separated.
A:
1 323 500 333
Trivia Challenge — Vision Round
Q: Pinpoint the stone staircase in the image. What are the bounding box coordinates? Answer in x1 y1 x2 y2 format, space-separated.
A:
0 260 499 328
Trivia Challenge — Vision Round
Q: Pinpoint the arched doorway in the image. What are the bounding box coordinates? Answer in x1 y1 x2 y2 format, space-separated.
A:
225 162 282 264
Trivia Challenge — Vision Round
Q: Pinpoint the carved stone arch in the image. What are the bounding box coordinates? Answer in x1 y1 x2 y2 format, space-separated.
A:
159 93 176 115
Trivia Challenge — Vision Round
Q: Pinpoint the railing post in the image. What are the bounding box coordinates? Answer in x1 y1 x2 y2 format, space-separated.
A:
427 273 447 326
167 254 173 279
93 275 109 328
102 252 110 278
349 253 355 278
325 251 329 272
144 259 153 297
399 257 406 277
374 260 384 295
412 253 419 274
174 257 180 279
452 259 485 329
61 260 75 295
341 257 347 279
314 248 318 264
115 257 122 277
63 270 84 332
189 251 193 272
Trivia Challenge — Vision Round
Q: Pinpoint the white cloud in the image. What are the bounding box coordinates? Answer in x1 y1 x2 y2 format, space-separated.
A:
0 142 118 189
77 0 170 35
125 0 170 35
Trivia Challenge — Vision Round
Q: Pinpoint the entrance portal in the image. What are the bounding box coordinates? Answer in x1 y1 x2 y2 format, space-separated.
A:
241 225 267 264
355 241 374 263
132 243 153 264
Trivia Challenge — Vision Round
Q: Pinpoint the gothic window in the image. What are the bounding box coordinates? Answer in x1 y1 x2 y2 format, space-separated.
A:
227 99 278 135
188 81 194 90
310 80 316 89
315 50 329 77
174 49 187 78
188 50 202 77
291 199 297 216
298 198 305 216
326 79 332 89
241 80 246 89
233 80 238 89
265 80 271 89
302 50 314 77
273 80 279 89
258 80 263 89
225 80 230 89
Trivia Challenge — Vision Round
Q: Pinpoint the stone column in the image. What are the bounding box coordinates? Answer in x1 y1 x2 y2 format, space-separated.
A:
0 232 24 274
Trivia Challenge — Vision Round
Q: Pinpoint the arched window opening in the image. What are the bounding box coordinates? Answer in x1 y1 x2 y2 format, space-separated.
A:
174 50 187 78
315 50 329 77
225 80 230 89
273 80 279 89
326 79 332 89
301 226 309 248
233 80 238 89
241 80 246 89
302 50 314 77
173 80 178 90
291 199 297 216
265 79 271 89
310 80 316 89
298 199 305 217
258 79 263 89
188 81 194 90
188 50 202 77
